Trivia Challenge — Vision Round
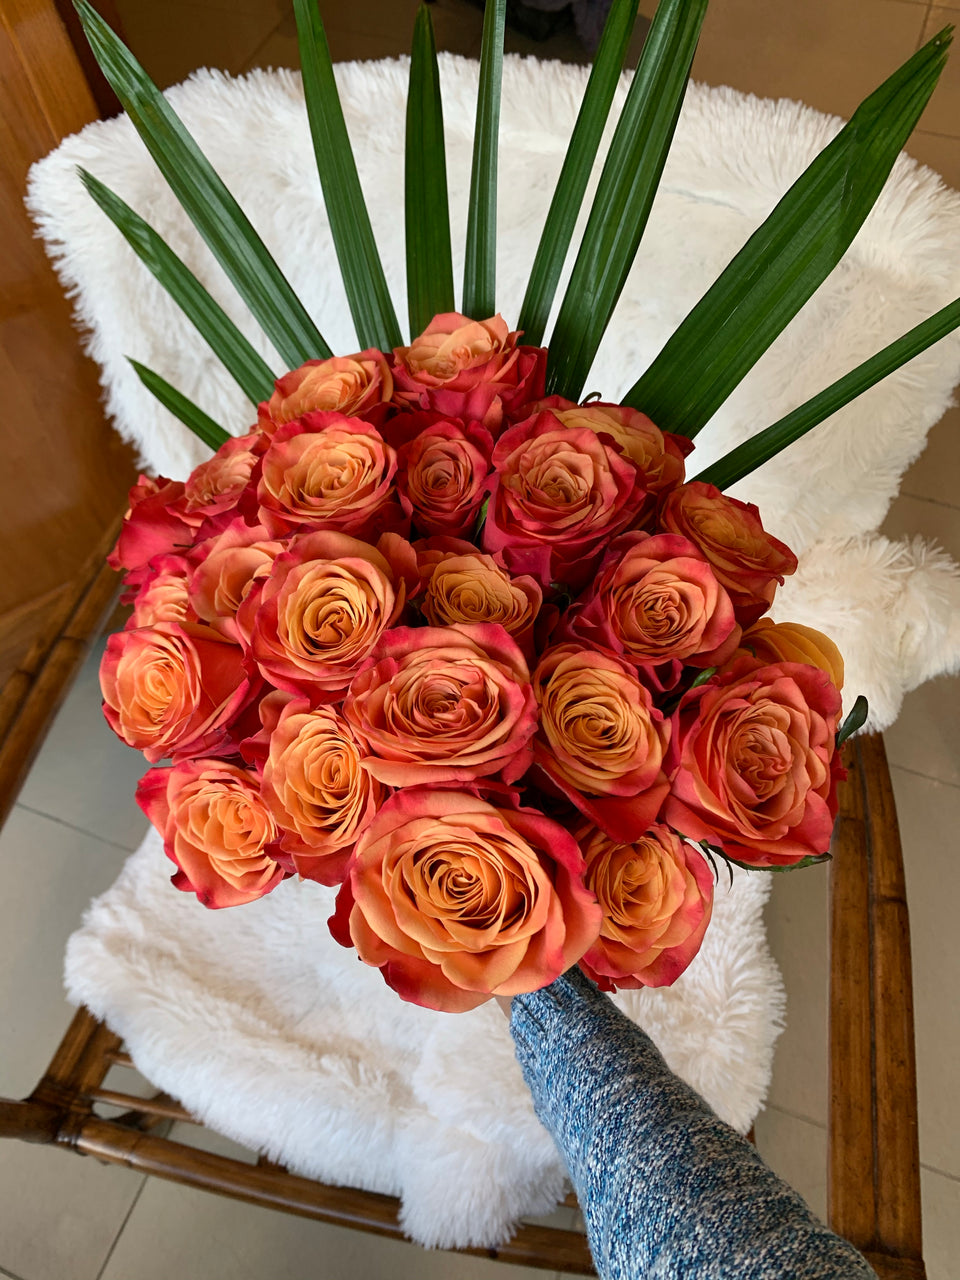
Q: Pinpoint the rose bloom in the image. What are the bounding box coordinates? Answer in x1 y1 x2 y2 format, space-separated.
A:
108 475 195 582
740 618 845 690
483 412 649 589
100 621 253 763
254 691 386 885
242 530 417 700
396 417 493 538
663 657 844 867
189 520 283 641
561 532 740 682
329 788 602 1012
256 413 401 539
175 432 261 524
417 538 542 658
391 312 546 429
531 397 689 496
258 349 393 434
344 623 536 787
659 482 798 626
532 644 670 842
137 759 287 908
577 822 714 989
129 555 193 629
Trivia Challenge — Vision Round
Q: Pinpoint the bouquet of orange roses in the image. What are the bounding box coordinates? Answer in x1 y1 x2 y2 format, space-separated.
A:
78 0 955 1011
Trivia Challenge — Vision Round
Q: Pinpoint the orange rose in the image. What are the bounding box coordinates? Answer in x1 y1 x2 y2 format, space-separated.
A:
137 759 286 908
257 413 402 539
396 417 493 538
329 788 602 1011
176 432 261 523
391 312 546 428
130 555 193 629
242 530 417 700
532 644 671 842
417 539 542 658
343 623 537 786
532 397 689 495
663 658 844 866
256 692 386 885
659 482 798 626
189 520 283 641
739 618 844 690
100 622 254 763
577 823 714 989
258 350 393 434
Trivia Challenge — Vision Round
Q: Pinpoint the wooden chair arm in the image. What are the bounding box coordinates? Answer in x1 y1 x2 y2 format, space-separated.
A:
829 732 925 1279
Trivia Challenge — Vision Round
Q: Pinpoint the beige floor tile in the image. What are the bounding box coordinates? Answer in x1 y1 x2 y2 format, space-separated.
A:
0 1140 145 1280
113 0 285 87
885 676 960 787
689 0 929 120
907 128 960 189
882 490 960 561
900 404 960 508
17 642 149 854
921 1166 960 1280
0 806 144 1279
763 861 830 1126
100 1174 563 1280
753 1105 828 1222
0 806 131 1099
888 766 960 1178
919 7 960 136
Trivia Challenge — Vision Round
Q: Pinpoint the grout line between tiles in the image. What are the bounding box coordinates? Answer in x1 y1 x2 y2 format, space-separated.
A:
887 762 960 792
0 1264 28 1280
239 16 286 74
913 126 960 139
763 1102 827 1132
95 1176 148 1280
921 1162 960 1185
13 802 142 854
896 490 960 511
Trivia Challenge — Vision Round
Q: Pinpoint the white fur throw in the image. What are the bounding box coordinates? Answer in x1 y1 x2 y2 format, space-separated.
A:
29 55 960 1249
65 829 779 1249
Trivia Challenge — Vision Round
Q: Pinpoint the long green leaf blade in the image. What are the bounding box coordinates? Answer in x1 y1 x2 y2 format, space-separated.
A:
129 359 230 450
74 0 330 369
624 26 953 434
545 0 708 399
462 0 507 319
293 0 402 351
694 296 960 490
518 0 640 347
406 4 455 337
80 170 276 406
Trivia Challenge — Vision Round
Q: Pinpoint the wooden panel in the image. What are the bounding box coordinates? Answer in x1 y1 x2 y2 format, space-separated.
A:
0 0 137 721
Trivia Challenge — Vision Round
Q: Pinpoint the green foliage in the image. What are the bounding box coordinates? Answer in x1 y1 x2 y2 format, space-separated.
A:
623 26 953 435
406 5 456 337
128 359 229 449
462 0 507 319
293 0 402 350
836 695 869 747
74 0 330 369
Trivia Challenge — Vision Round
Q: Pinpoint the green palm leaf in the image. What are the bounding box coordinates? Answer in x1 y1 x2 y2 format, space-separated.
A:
518 0 640 348
129 359 230 450
623 26 953 435
74 0 330 370
406 4 455 337
80 170 276 406
463 0 507 320
695 296 960 490
545 0 708 400
293 0 402 351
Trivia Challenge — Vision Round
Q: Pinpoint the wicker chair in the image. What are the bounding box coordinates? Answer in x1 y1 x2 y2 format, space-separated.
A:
0 3 927 1276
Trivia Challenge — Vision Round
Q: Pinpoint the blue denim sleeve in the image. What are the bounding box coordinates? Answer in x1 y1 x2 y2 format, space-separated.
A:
510 968 876 1280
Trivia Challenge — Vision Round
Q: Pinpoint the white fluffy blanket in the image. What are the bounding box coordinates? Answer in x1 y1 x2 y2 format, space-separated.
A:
29 55 960 1248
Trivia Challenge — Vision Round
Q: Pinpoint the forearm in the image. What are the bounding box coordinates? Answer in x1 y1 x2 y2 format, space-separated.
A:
509 969 876 1280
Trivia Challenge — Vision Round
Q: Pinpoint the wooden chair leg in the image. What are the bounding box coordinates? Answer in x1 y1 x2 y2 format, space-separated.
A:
0 1098 65 1144
829 733 925 1280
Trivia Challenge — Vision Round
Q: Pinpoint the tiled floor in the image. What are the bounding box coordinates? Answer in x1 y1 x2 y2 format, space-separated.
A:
2 0 959 1276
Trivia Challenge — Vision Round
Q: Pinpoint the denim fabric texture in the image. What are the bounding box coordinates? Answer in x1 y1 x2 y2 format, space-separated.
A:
510 969 876 1279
